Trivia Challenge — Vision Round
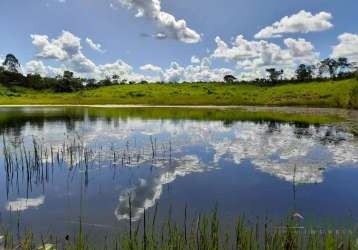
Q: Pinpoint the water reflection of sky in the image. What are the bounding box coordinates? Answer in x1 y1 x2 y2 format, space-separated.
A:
23 118 357 184
1 113 358 235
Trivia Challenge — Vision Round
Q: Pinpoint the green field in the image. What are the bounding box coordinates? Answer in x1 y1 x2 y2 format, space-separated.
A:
0 79 358 108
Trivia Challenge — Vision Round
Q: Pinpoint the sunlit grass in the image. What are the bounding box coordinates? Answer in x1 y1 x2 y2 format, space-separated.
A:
0 79 357 108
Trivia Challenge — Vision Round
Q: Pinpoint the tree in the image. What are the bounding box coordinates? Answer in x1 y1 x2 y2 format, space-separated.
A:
224 75 237 83
86 79 97 88
112 74 120 84
266 68 284 83
121 79 128 85
353 62 358 80
26 73 44 89
63 70 74 80
3 54 21 73
0 55 24 86
336 57 352 77
319 58 338 78
296 64 315 82
54 70 82 92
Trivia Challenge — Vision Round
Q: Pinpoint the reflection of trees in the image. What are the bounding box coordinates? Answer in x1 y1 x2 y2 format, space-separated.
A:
266 121 281 133
319 127 347 145
223 120 234 128
0 107 331 137
0 108 83 135
292 123 312 138
65 119 76 131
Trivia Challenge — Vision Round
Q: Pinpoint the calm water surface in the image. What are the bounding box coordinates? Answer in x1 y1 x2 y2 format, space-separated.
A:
0 107 358 241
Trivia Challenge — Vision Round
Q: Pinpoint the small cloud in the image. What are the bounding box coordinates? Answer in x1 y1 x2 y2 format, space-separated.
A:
191 56 200 64
86 38 105 53
155 32 167 40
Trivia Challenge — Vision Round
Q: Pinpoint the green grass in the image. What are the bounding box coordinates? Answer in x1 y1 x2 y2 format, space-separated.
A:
0 79 358 108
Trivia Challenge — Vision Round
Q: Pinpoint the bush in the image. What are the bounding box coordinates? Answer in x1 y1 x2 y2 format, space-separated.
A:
127 91 145 97
349 84 358 108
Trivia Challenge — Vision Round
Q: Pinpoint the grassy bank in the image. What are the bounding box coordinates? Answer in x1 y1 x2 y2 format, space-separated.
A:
0 79 358 108
1 210 357 250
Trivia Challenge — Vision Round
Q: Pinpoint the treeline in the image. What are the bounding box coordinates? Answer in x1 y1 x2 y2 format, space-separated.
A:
0 54 135 92
224 57 358 86
1 54 358 93
1 54 104 92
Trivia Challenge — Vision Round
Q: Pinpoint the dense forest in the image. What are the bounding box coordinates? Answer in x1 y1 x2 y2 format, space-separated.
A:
1 53 357 93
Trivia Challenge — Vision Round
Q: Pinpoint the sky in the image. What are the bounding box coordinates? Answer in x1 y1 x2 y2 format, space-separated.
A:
0 0 358 82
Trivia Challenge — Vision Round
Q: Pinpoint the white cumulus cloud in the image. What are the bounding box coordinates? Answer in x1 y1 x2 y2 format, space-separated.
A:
284 38 315 57
191 56 201 64
25 60 64 77
140 64 163 73
331 33 358 62
96 60 152 82
31 31 97 73
25 32 234 83
162 58 234 83
118 0 201 43
212 35 318 79
254 10 333 39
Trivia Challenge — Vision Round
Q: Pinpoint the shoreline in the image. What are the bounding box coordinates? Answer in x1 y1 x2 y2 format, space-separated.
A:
1 104 357 122
0 103 355 109
0 103 357 114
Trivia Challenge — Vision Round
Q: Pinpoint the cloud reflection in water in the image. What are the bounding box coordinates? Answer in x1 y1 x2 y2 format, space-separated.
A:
6 118 358 221
5 196 45 212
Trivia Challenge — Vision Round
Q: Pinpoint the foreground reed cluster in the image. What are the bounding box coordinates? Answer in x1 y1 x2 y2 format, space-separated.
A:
1 206 358 250
2 134 172 196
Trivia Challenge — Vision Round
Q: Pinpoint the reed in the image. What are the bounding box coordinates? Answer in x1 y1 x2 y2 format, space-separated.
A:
1 135 172 196
1 207 357 250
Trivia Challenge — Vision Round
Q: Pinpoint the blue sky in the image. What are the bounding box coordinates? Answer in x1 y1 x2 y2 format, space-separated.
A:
0 0 357 81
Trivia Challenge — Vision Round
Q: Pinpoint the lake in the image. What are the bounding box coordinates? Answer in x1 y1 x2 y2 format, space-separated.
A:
0 106 358 246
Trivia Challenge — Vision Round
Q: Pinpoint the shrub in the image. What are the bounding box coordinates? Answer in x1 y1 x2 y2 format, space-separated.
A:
349 84 358 108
